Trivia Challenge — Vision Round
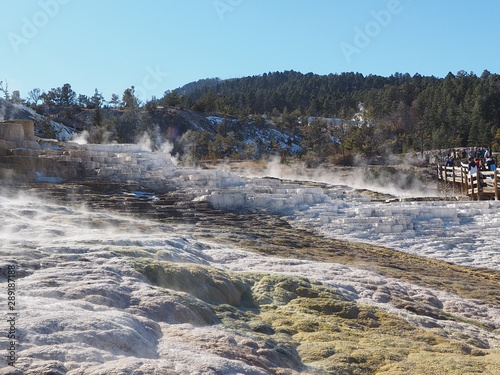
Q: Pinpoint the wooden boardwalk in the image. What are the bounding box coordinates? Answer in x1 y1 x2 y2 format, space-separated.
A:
437 164 499 200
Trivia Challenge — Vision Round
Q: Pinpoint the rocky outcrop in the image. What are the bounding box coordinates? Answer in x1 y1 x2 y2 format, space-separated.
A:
0 121 176 184
0 120 38 146
0 98 76 139
0 121 25 142
2 120 36 140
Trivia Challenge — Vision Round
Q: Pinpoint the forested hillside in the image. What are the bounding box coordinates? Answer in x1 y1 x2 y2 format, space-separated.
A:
4 70 500 164
170 70 500 155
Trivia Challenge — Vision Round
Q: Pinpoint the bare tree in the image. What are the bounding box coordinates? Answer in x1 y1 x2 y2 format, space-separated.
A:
27 88 42 105
0 80 10 100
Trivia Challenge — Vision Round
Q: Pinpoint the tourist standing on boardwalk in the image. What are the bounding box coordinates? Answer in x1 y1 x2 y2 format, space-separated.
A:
486 154 496 171
476 147 485 160
468 157 478 174
477 158 487 171
444 154 454 167
468 147 476 159
483 147 490 159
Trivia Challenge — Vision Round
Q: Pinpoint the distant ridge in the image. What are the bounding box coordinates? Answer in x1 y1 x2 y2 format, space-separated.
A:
176 77 223 95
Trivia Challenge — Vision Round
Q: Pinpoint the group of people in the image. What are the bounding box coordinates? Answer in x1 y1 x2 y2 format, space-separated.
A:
467 146 491 161
443 146 496 174
466 154 496 174
465 146 496 174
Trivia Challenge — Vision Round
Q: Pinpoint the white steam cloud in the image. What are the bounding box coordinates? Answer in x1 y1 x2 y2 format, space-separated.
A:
71 130 89 145
236 155 437 198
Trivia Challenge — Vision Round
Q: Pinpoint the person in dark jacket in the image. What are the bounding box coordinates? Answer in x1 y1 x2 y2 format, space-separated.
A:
486 155 496 171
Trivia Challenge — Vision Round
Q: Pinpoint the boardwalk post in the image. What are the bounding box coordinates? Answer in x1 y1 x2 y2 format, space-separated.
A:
476 169 482 200
461 167 466 194
452 167 456 193
469 170 473 199
495 170 499 201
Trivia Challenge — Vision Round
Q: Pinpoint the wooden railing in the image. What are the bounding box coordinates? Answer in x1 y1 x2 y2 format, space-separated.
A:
437 164 499 200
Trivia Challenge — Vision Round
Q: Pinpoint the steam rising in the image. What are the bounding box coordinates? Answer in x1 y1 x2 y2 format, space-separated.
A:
71 130 89 145
1 144 500 372
0 186 499 372
237 155 437 198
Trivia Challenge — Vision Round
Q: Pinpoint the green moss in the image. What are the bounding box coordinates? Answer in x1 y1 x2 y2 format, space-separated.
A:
130 258 500 374
248 320 275 335
250 274 346 306
299 342 336 362
158 289 220 325
133 259 252 306
110 247 151 258
376 351 500 374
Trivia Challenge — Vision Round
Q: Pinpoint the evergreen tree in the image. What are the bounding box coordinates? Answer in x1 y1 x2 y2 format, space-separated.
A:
109 93 120 108
60 83 76 106
181 130 213 161
115 110 139 142
300 118 332 158
122 86 139 109
163 90 183 107
91 89 104 109
77 94 89 108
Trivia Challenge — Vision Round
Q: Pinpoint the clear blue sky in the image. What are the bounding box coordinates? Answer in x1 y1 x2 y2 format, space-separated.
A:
1 0 500 102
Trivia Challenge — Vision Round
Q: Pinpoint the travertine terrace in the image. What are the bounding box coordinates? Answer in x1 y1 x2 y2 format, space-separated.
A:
1 120 499 374
0 120 174 185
